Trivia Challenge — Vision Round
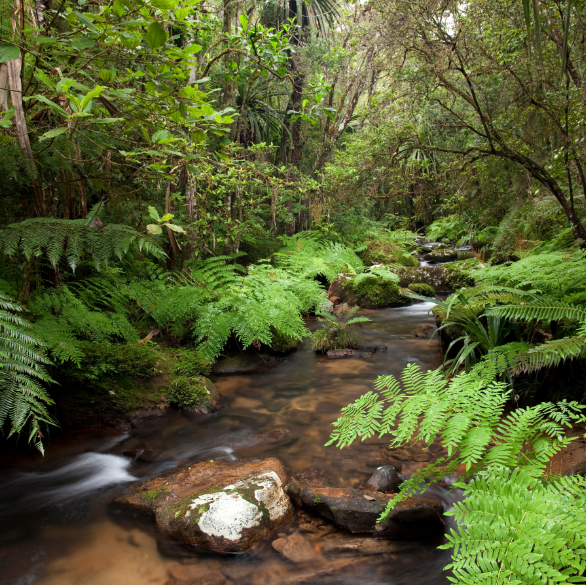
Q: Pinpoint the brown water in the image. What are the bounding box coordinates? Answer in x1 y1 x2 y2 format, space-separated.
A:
0 303 458 585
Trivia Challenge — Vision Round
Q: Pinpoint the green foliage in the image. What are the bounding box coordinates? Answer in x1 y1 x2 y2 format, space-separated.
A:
327 363 585 509
193 262 324 361
311 305 370 352
408 283 435 297
274 233 364 281
0 293 55 453
478 250 586 303
0 217 165 271
443 467 586 585
426 216 468 243
56 341 160 386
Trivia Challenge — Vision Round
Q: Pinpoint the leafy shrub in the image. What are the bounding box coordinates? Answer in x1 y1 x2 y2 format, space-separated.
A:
311 305 370 352
408 283 435 297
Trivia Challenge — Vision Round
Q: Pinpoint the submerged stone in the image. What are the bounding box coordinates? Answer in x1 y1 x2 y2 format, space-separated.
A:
112 458 293 554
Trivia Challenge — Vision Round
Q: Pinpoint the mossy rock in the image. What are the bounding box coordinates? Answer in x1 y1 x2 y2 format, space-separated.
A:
408 283 435 297
345 275 408 308
361 240 419 267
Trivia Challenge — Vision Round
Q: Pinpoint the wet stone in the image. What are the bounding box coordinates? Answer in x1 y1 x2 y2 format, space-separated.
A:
299 486 445 539
326 349 356 359
112 457 294 554
366 465 400 493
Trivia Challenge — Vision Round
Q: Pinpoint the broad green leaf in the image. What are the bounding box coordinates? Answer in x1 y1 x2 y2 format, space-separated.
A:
152 129 170 143
146 223 163 235
112 0 125 16
39 126 69 141
145 21 167 50
164 223 185 233
150 0 177 9
71 37 96 50
0 44 19 63
31 95 68 117
148 206 161 221
239 13 249 31
160 213 173 222
99 69 116 83
79 86 104 112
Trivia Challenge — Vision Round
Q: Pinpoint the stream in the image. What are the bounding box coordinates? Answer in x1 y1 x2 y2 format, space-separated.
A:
0 302 461 585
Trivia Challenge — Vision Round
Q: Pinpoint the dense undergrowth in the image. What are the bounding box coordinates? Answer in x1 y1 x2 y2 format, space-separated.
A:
2 0 586 581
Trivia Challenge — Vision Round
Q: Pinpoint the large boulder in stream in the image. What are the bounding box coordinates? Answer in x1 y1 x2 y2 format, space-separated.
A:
294 485 444 539
113 458 294 554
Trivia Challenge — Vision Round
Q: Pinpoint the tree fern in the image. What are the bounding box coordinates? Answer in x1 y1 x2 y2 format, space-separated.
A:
0 217 165 271
0 293 55 454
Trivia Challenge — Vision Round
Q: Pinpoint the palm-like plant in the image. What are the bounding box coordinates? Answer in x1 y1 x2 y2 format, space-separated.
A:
0 293 55 453
311 304 370 353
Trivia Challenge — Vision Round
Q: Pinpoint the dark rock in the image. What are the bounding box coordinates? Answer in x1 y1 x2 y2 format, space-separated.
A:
327 277 347 301
375 345 387 352
286 481 303 507
300 487 392 533
366 465 400 493
112 458 293 554
372 497 445 539
300 487 444 539
211 353 282 375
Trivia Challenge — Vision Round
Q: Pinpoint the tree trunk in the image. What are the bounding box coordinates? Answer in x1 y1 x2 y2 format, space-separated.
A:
7 57 46 216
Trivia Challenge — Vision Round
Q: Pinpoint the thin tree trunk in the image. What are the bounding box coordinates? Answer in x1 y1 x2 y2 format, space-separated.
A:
7 57 45 216
165 180 180 269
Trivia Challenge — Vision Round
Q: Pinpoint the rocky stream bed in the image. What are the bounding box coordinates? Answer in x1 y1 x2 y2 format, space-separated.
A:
0 302 462 585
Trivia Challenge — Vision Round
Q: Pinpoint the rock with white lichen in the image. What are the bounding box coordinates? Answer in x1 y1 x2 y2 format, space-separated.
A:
112 458 293 554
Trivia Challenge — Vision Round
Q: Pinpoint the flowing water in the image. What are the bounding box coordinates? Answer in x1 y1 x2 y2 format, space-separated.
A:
0 303 460 585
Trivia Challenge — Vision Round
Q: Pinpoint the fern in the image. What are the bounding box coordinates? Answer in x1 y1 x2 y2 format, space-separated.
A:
511 325 586 374
0 293 55 453
193 263 325 360
443 467 586 585
274 232 364 281
328 364 585 507
0 217 165 271
478 250 586 303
